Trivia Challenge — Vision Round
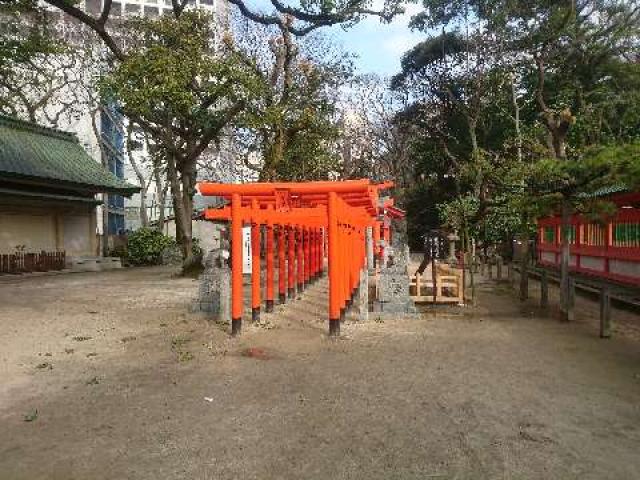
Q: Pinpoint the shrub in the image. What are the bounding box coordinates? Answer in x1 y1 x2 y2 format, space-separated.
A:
191 236 203 258
127 227 176 265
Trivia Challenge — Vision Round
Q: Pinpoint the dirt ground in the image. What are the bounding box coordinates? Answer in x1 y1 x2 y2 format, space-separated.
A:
1 267 640 480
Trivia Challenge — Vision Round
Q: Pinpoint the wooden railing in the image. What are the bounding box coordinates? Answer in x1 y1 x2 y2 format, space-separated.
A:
0 251 66 274
409 268 464 304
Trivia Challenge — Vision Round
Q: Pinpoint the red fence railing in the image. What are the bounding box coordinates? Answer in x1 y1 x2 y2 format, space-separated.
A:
537 203 640 285
0 251 66 274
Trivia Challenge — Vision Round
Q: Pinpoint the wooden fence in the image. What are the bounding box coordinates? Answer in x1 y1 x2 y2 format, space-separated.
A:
500 262 640 339
0 251 66 274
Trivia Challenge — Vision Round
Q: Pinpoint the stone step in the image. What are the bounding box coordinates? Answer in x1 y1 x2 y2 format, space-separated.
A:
67 256 123 272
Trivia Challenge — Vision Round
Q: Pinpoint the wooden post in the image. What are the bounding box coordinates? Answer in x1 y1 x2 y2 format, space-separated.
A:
600 287 611 338
431 242 437 305
328 192 340 335
287 226 295 298
309 229 316 282
488 260 493 279
319 228 325 276
496 257 502 280
251 199 261 322
317 228 322 278
297 226 304 292
540 269 549 309
231 193 243 335
278 226 286 304
265 210 275 313
304 226 311 285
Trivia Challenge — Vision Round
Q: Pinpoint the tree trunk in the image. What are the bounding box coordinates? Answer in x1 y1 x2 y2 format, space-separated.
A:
559 198 571 320
138 185 149 227
467 117 484 199
180 166 197 269
549 126 571 320
519 231 529 301
510 73 522 164
153 162 166 232
166 152 196 272
126 124 149 228
260 127 286 181
552 131 567 160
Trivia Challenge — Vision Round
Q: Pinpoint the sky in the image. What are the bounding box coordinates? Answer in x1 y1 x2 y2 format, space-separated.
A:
242 1 426 76
325 2 425 76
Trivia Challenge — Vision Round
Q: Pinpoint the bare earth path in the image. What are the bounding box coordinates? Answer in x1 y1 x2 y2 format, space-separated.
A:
1 267 640 479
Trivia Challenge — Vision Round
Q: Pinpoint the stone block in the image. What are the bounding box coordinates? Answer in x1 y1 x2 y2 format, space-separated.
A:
193 249 231 322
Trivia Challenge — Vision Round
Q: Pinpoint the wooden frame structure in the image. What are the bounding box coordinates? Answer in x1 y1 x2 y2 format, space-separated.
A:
537 192 640 285
409 271 464 304
198 179 395 336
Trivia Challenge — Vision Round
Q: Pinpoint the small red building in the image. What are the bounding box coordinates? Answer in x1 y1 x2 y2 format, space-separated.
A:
537 188 640 285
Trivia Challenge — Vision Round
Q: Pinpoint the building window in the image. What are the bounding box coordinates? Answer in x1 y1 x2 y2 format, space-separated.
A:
111 1 122 16
108 212 125 235
543 226 555 244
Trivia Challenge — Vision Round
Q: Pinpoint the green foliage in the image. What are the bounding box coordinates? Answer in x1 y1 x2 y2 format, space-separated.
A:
0 0 59 74
126 227 176 266
438 194 479 232
101 11 261 132
404 177 458 249
237 29 351 181
392 0 640 248
100 11 264 267
191 236 203 259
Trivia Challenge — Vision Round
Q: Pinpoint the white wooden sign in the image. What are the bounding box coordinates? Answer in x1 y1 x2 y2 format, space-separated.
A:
242 226 252 274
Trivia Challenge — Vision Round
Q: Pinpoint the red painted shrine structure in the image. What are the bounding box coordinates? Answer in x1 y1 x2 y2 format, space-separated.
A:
537 191 640 285
198 179 399 336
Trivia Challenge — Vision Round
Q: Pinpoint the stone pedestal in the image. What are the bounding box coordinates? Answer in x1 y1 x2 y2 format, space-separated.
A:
192 248 231 323
354 268 369 321
366 227 374 274
372 240 416 316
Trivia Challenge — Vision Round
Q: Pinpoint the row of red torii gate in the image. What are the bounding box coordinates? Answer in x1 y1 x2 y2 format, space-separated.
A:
197 179 404 336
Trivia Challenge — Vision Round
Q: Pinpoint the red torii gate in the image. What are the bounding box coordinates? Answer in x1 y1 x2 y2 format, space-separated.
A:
198 179 394 336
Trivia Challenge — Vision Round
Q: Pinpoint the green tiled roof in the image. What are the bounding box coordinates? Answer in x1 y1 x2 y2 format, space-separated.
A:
0 115 139 195
579 184 628 199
